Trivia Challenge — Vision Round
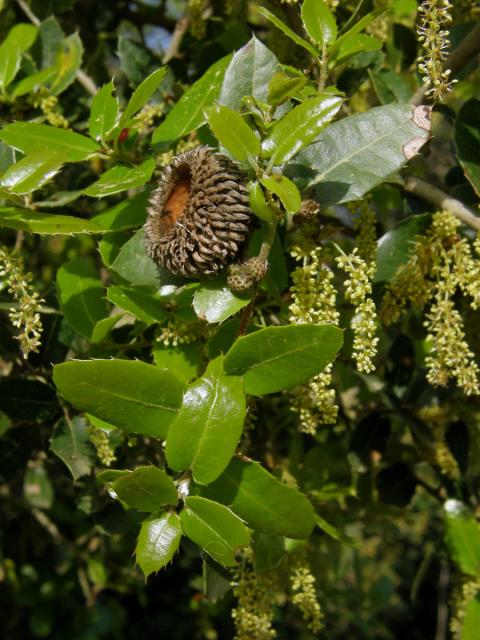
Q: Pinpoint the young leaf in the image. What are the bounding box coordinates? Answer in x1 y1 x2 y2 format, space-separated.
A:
91 314 123 344
332 33 382 66
153 55 231 146
119 67 167 127
262 95 342 166
205 105 260 163
107 285 168 324
50 416 95 481
166 363 246 485
180 496 250 567
329 9 383 59
201 458 315 539
193 277 252 324
112 466 178 511
53 360 185 439
89 81 119 141
219 37 282 110
224 324 343 395
301 0 337 47
260 175 301 215
11 67 57 97
83 158 155 198
57 257 108 339
267 72 308 107
287 103 431 205
257 8 319 58
444 501 480 577
135 511 182 577
0 150 66 195
0 123 99 162
0 207 103 235
0 24 38 90
463 598 480 640
248 182 276 222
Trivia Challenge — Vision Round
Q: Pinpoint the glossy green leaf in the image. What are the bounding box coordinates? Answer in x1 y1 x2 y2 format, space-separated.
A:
463 597 480 640
2 23 38 52
119 67 167 126
205 105 259 163
260 175 301 215
90 189 150 230
201 458 315 539
152 342 202 384
24 466 54 509
455 98 480 197
257 9 318 58
166 364 246 485
49 32 83 96
248 182 276 222
301 0 337 47
288 103 431 205
193 277 252 324
153 56 230 146
135 511 182 577
375 214 430 283
11 66 57 97
0 207 103 235
262 95 342 165
96 469 130 485
107 285 167 324
112 466 178 511
89 81 119 141
56 257 108 339
180 497 250 567
110 228 182 288
219 37 282 110
445 501 480 577
0 150 65 195
84 158 155 198
0 123 99 162
50 416 95 481
224 324 343 395
53 359 185 438
267 72 307 107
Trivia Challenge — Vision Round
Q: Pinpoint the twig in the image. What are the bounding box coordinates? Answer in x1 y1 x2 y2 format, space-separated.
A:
16 0 98 96
162 16 189 64
412 22 480 106
435 560 450 640
404 176 480 231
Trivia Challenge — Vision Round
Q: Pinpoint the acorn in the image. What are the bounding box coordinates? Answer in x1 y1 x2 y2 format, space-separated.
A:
227 256 268 293
144 146 251 277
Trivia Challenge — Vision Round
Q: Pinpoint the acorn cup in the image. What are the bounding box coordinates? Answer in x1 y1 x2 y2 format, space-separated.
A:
144 146 251 278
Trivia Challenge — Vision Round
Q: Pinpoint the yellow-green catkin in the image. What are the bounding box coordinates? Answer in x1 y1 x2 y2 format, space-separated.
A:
34 93 69 128
289 554 324 634
417 0 456 101
452 0 480 22
450 576 480 638
289 246 340 430
88 424 116 466
0 246 43 358
231 552 277 640
380 212 480 396
134 103 164 132
335 203 378 374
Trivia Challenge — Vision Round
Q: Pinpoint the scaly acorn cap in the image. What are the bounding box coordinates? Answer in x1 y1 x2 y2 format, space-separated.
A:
144 146 251 277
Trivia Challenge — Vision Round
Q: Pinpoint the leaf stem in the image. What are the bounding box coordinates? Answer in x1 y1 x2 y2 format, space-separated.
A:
318 45 329 92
